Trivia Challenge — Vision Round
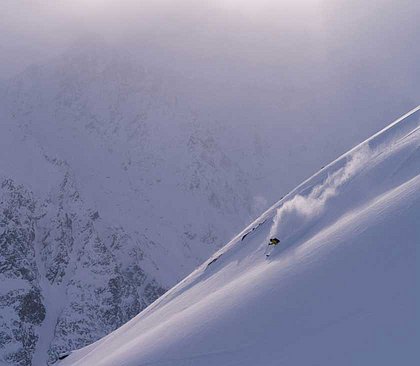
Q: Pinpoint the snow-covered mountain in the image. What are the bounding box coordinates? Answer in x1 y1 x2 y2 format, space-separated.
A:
0 44 263 365
0 171 166 366
60 106 420 366
1 37 418 365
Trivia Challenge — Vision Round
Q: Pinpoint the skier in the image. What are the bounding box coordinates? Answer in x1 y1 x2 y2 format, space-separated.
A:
266 237 280 258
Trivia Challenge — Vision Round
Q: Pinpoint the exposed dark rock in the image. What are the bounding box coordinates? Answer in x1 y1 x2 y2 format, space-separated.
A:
18 290 46 325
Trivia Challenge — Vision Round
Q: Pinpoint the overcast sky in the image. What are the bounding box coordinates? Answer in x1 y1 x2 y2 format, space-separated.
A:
1 1 419 81
1 0 419 164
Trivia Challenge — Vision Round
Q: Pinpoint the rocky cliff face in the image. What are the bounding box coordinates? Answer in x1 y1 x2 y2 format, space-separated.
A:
0 179 43 365
0 173 167 365
0 43 259 365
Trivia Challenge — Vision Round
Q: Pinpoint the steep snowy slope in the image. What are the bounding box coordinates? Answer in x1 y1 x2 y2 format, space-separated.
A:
61 106 420 366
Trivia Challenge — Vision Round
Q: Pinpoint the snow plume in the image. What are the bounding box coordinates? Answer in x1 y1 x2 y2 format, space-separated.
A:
269 146 372 242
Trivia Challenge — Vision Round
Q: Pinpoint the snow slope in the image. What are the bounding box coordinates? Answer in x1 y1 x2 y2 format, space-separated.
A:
60 106 420 366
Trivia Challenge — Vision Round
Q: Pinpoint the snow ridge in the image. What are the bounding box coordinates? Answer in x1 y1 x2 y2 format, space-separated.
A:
60 106 420 366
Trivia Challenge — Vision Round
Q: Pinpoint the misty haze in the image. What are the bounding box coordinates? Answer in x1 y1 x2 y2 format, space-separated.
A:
0 1 419 365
